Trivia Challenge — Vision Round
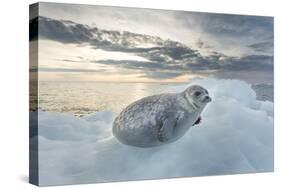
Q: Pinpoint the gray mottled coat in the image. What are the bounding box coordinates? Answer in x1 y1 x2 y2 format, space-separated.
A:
112 92 202 147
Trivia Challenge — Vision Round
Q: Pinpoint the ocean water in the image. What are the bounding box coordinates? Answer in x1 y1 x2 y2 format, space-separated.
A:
36 81 273 116
38 82 183 116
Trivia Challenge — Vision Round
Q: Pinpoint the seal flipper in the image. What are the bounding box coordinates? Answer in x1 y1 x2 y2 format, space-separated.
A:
193 116 202 126
158 118 176 142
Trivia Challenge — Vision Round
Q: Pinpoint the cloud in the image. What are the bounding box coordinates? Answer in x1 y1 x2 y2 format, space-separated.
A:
195 39 212 49
30 16 273 81
35 2 274 58
176 12 273 41
33 78 273 186
93 53 273 76
30 67 107 73
200 14 272 39
30 16 92 43
94 60 171 70
249 41 273 53
215 71 273 84
174 12 273 56
222 55 273 71
195 39 204 49
139 72 183 79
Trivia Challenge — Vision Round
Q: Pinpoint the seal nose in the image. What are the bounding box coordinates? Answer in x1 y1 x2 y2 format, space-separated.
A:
204 96 212 103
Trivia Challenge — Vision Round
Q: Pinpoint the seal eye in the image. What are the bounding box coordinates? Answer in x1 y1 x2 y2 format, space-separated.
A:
194 91 201 97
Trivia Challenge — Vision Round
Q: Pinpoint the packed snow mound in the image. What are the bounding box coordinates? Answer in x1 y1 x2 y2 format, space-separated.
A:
34 78 273 186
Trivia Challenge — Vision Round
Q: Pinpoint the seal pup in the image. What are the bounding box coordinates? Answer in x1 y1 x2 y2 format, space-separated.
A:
112 85 211 147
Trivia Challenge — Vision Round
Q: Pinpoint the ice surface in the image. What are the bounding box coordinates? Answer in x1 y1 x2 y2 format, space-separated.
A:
35 78 273 186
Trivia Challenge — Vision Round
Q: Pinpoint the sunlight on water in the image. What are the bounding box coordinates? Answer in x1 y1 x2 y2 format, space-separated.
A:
35 81 272 117
38 82 183 116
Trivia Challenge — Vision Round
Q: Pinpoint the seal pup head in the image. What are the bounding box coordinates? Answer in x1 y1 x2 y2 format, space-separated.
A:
183 85 211 111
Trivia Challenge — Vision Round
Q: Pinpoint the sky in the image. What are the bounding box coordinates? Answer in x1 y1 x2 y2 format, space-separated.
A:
30 2 274 83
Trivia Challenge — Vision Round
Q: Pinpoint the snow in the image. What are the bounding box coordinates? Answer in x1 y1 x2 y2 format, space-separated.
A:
34 78 273 186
